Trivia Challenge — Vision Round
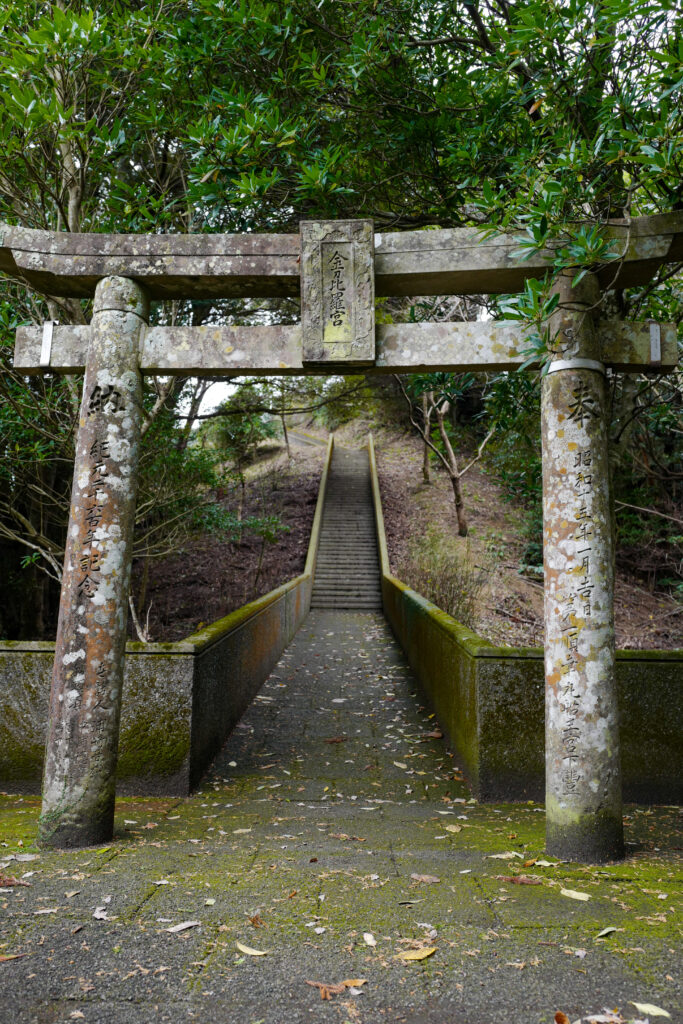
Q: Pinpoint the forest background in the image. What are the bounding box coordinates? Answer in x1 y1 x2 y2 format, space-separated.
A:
0 0 680 643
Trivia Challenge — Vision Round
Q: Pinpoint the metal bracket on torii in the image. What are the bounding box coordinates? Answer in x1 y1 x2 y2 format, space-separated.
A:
3 212 680 858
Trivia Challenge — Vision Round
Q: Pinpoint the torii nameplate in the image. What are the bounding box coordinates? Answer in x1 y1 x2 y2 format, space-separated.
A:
300 220 375 365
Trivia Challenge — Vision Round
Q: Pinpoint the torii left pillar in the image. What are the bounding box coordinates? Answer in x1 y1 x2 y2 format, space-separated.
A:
39 277 147 848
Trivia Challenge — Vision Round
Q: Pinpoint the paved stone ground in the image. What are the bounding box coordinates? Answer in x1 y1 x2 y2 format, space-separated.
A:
0 611 680 1024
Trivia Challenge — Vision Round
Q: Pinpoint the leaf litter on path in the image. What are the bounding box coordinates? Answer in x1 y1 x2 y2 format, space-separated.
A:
0 874 30 887
495 875 543 885
305 978 367 1000
554 1006 671 1024
560 888 591 901
235 941 268 956
396 947 437 962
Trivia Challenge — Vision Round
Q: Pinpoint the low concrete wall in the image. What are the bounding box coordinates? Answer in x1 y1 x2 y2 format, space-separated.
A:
0 436 334 795
368 436 682 804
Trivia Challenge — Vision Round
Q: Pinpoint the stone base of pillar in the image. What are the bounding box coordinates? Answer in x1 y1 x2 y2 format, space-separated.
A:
546 808 625 863
38 786 115 849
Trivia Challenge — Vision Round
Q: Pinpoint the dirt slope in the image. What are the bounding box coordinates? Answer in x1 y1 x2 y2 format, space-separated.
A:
374 429 682 651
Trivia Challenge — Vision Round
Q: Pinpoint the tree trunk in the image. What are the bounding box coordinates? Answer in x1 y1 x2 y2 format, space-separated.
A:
237 471 245 522
435 402 468 536
137 548 150 614
448 472 469 538
421 393 431 483
281 413 290 458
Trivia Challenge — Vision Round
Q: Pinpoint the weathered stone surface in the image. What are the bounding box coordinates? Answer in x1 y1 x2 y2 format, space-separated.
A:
300 220 374 364
374 320 677 372
541 272 623 863
2 210 680 298
374 211 683 294
0 225 301 299
39 277 148 848
4 611 680 804
14 319 678 375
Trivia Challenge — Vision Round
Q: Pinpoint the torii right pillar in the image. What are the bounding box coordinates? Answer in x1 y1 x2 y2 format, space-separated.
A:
541 271 624 863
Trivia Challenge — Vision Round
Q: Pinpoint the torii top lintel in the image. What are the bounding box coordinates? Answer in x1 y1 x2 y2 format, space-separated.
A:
1 211 682 301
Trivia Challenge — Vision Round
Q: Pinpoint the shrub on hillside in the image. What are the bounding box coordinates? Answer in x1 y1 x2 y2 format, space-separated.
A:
398 528 487 629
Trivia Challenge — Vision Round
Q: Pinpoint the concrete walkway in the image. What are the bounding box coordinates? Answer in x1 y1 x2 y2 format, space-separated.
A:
0 611 680 1024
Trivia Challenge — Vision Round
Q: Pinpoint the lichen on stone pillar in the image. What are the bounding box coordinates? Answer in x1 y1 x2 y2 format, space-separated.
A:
39 276 148 848
541 271 624 863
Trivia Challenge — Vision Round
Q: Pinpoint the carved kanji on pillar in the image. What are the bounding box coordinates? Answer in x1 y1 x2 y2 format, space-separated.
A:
39 277 147 849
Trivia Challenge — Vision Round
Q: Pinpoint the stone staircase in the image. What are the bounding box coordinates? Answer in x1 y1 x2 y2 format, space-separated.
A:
310 447 383 610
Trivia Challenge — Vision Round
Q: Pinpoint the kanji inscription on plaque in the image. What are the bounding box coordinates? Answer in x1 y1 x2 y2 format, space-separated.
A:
300 220 374 365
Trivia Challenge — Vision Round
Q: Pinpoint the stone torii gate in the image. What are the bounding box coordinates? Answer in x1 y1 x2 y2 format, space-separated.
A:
4 213 681 862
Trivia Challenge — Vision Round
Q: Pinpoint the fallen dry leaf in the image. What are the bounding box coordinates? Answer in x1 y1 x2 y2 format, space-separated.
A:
363 933 377 947
0 874 29 887
248 914 266 928
495 875 542 886
324 736 347 744
630 1003 671 1018
421 730 443 740
34 908 59 916
584 1012 625 1023
396 946 437 962
393 761 408 769
410 873 440 884
560 888 590 902
595 926 619 939
235 940 268 956
305 979 366 1000
488 851 524 860
554 1013 570 1024
0 954 28 962
444 824 462 834
166 920 201 933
